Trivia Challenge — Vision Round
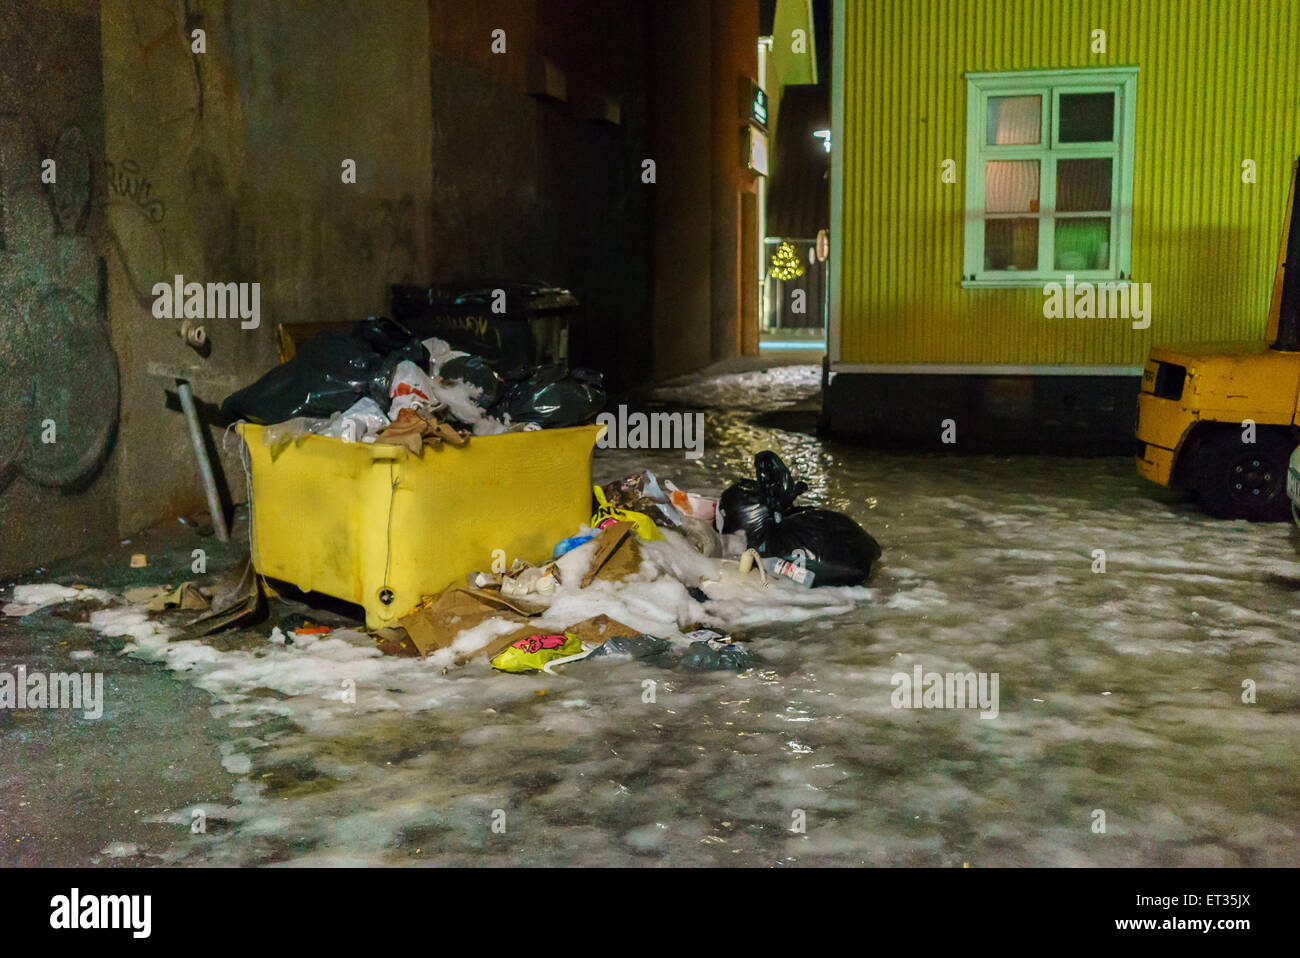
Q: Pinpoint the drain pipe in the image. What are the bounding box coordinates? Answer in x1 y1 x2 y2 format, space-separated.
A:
176 378 230 543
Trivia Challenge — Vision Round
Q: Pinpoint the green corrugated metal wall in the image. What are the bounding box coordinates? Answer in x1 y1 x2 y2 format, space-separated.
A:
835 0 1300 366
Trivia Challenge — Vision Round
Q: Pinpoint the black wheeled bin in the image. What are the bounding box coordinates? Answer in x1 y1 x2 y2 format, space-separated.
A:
391 281 577 369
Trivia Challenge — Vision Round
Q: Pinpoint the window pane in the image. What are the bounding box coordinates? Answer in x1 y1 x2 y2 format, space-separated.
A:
985 160 1039 213
985 219 1039 271
1059 92 1114 142
1054 217 1111 270
986 95 1042 145
1057 158 1113 212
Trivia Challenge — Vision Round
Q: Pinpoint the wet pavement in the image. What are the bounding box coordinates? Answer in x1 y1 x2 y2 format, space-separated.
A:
3 364 1299 866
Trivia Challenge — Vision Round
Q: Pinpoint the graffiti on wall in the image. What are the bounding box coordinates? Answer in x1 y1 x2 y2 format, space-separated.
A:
0 116 119 490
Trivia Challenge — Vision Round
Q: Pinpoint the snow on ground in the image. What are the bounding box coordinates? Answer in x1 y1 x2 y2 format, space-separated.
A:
652 362 821 409
3 583 114 617
17 363 1300 865
80 527 864 718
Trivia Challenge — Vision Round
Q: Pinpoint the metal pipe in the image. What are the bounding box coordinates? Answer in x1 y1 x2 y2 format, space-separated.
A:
176 378 230 543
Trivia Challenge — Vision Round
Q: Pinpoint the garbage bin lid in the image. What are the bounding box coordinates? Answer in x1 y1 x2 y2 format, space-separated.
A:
427 281 579 314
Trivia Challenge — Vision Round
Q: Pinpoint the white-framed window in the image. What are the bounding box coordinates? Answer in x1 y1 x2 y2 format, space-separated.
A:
962 67 1137 287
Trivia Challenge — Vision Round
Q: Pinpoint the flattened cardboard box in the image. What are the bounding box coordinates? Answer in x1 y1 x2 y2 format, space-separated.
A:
398 585 644 663
580 521 642 588
564 613 642 645
398 587 545 658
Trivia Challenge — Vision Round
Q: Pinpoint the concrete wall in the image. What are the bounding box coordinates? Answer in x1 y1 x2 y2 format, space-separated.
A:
709 0 760 362
2 0 758 576
651 0 760 378
97 0 435 540
0 0 116 575
424 0 655 388
3 0 435 576
651 1 716 380
423 0 759 381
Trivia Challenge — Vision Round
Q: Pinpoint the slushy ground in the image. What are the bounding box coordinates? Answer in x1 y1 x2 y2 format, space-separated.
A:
3 364 1298 866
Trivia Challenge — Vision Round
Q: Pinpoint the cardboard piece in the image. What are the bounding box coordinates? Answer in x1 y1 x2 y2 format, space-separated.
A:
580 521 643 588
124 585 170 604
371 626 421 657
375 408 469 454
392 581 645 662
397 587 545 658
147 582 210 612
563 614 642 646
184 559 263 638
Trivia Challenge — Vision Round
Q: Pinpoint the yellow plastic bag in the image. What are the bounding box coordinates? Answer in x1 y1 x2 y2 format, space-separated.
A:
591 486 663 540
490 631 584 673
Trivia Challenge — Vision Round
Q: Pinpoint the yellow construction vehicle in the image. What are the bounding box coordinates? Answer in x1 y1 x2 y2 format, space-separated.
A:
1136 160 1300 521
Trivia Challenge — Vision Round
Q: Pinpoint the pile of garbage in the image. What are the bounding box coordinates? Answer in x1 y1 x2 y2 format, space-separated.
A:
381 450 882 675
5 452 881 686
219 316 606 444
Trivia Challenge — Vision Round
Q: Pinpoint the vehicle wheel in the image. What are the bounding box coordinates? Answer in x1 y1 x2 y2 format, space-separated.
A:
1192 428 1296 521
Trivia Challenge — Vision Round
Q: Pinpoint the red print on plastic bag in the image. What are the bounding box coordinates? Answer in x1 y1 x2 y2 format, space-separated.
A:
513 634 568 654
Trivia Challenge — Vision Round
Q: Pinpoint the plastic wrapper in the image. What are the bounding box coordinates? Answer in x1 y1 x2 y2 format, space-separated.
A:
490 632 583 673
666 480 717 521
387 360 437 419
221 317 427 424
422 336 469 376
601 471 682 528
315 397 389 443
591 485 663 540
603 471 667 508
553 533 595 558
679 515 722 557
259 416 333 447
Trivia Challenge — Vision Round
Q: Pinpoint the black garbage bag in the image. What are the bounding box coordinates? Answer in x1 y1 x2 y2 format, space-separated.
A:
498 364 605 428
440 354 503 408
717 450 881 584
718 478 771 546
717 451 808 549
352 315 425 357
587 633 672 662
220 318 426 424
678 640 758 672
754 450 807 514
766 507 882 586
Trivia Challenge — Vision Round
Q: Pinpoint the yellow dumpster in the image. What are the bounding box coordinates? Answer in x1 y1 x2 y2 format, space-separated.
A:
238 422 601 627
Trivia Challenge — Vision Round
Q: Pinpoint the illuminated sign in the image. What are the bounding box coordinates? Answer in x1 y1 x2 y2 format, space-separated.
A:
744 125 769 176
741 77 768 131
